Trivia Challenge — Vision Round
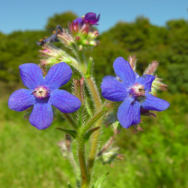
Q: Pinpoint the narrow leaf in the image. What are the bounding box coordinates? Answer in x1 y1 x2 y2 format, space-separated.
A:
56 128 77 138
84 127 100 142
92 172 109 188
76 179 81 188
67 183 73 188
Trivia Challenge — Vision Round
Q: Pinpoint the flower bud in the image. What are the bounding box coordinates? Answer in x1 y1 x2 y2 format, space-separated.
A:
67 18 100 50
73 78 85 105
144 61 159 75
128 55 137 71
57 135 72 158
143 61 168 95
99 147 120 164
150 77 168 95
57 28 74 46
112 121 122 134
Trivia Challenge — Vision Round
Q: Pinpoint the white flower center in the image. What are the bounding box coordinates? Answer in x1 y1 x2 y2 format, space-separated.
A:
129 83 146 102
130 83 145 96
33 86 50 99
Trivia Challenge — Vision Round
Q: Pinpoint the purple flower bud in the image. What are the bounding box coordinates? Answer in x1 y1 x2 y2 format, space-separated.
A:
83 12 100 25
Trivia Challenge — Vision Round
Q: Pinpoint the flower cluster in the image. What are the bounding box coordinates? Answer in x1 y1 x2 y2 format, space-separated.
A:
8 12 169 131
38 43 76 67
57 12 100 49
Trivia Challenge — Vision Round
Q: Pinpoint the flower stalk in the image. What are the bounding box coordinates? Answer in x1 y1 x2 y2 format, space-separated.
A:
77 129 89 188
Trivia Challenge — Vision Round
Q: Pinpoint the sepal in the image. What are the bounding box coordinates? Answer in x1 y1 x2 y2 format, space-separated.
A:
129 124 143 133
99 147 120 164
112 121 122 134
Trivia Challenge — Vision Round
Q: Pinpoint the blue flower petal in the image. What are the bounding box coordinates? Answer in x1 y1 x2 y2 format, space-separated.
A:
44 62 72 90
50 90 81 113
29 101 53 130
8 89 35 111
113 57 136 87
19 63 44 89
117 97 140 128
136 75 155 92
141 93 170 111
101 76 127 102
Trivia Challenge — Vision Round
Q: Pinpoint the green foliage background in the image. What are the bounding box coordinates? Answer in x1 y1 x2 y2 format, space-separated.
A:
0 12 188 188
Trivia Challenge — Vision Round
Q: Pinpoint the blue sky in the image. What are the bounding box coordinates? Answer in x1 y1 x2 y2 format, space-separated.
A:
1 0 188 34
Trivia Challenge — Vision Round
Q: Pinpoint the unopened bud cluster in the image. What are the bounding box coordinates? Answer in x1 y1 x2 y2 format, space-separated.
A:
57 13 100 50
39 43 77 67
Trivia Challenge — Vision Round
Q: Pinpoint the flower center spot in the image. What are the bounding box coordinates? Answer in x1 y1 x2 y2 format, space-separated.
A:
129 83 146 102
33 86 50 99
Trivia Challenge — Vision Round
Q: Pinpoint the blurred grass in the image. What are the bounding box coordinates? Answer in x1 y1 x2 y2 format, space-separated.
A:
0 93 188 188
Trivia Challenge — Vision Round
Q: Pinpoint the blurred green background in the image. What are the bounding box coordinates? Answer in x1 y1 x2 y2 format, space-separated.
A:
0 12 188 188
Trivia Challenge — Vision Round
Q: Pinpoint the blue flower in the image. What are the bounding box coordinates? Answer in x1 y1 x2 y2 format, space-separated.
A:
101 57 169 128
8 62 81 130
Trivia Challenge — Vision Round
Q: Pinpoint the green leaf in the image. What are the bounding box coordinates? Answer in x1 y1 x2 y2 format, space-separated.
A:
67 183 73 188
84 127 100 142
76 179 81 188
92 172 109 188
56 128 77 138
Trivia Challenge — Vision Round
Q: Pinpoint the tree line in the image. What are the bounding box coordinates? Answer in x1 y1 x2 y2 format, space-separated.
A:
0 11 187 94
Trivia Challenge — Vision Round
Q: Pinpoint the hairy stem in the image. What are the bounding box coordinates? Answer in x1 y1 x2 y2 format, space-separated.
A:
77 102 109 187
77 130 89 188
70 51 107 186
87 117 103 182
82 106 106 132
84 77 102 109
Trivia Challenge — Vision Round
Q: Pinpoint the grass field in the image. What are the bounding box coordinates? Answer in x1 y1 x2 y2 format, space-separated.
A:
0 93 188 188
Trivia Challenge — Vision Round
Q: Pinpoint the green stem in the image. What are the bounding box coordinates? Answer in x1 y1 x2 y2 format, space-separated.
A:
77 102 109 187
78 107 84 127
77 130 89 188
85 97 93 117
87 117 103 182
72 49 102 109
82 105 106 132
68 51 106 186
84 76 102 109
